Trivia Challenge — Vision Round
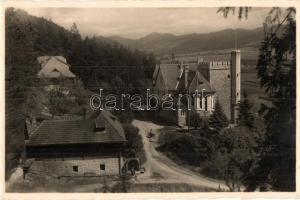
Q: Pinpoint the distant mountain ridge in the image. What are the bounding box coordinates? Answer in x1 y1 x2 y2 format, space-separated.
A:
108 28 264 55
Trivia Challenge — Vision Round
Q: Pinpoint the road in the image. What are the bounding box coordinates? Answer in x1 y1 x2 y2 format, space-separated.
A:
131 120 229 191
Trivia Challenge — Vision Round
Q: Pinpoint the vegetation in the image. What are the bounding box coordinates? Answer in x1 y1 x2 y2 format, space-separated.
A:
5 8 155 178
208 100 229 131
252 8 296 191
158 133 213 166
122 123 146 165
237 91 254 129
189 109 202 129
219 7 296 191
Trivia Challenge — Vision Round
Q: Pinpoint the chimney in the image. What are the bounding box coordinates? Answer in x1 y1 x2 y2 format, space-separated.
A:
230 50 241 123
197 57 203 64
184 65 189 89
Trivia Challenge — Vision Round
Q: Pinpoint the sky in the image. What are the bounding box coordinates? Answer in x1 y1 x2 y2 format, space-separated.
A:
21 7 270 39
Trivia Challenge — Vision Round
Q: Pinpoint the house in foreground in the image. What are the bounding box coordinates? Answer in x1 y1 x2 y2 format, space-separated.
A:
24 110 127 177
152 50 241 127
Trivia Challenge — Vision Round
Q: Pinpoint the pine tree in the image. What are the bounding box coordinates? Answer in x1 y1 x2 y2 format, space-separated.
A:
252 8 296 191
218 7 296 191
70 23 79 35
209 99 229 131
237 91 254 129
189 110 202 129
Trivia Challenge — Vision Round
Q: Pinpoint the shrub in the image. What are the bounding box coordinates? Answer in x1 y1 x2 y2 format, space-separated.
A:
157 134 212 166
122 123 146 164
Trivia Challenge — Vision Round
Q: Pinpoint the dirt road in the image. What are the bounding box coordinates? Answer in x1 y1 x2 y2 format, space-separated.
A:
131 119 229 191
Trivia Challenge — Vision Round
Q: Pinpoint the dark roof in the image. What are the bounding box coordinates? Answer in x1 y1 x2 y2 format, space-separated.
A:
154 63 214 93
27 110 126 146
189 72 215 93
176 70 214 94
176 70 197 92
157 63 182 90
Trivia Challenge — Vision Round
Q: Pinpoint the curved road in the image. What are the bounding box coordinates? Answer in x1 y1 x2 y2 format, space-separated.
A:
131 120 229 191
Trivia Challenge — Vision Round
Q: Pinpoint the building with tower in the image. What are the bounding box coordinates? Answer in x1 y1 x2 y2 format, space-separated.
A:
152 50 241 127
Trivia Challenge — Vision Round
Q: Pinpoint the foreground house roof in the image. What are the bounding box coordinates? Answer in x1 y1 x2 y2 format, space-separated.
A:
27 110 126 146
37 56 76 78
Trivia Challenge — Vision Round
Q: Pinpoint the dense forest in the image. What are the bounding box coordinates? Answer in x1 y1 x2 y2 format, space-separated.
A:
5 7 156 178
5 8 156 91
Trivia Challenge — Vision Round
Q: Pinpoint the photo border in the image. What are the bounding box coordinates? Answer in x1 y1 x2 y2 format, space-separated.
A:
1 0 299 199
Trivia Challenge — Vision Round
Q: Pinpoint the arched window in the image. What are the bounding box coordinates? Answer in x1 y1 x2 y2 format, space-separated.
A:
199 97 203 109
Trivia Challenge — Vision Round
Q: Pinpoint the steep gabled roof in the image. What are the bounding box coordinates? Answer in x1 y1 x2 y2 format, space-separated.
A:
153 62 215 93
175 70 197 92
176 70 215 94
27 110 126 146
189 72 215 93
155 63 182 90
37 56 76 78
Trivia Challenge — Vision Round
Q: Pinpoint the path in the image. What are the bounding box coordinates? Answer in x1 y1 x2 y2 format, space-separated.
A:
131 119 229 191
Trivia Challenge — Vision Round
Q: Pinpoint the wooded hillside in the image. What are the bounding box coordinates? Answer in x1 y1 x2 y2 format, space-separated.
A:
5 7 156 179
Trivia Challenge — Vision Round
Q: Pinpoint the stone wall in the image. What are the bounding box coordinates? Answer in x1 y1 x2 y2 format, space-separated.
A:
209 67 231 120
29 156 122 177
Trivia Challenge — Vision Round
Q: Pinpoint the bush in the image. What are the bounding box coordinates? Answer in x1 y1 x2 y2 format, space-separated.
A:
189 110 202 129
157 134 213 166
122 123 146 164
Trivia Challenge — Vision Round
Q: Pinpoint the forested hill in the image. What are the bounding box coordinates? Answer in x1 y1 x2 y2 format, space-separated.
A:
5 8 156 178
5 8 156 87
109 28 264 55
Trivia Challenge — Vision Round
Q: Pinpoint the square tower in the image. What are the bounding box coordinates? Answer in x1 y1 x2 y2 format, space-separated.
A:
198 50 241 123
230 50 241 123
198 60 231 120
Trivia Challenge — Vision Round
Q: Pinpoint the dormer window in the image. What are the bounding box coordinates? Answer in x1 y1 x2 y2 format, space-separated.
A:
94 120 106 133
95 127 105 132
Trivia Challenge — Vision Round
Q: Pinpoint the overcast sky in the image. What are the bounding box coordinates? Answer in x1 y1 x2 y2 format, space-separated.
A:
22 7 270 39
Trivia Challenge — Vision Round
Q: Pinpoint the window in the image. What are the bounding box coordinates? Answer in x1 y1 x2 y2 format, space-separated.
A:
100 164 105 171
200 97 203 109
237 73 239 77
237 92 239 97
95 127 105 132
180 110 185 116
205 97 208 111
73 166 78 172
227 74 230 80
